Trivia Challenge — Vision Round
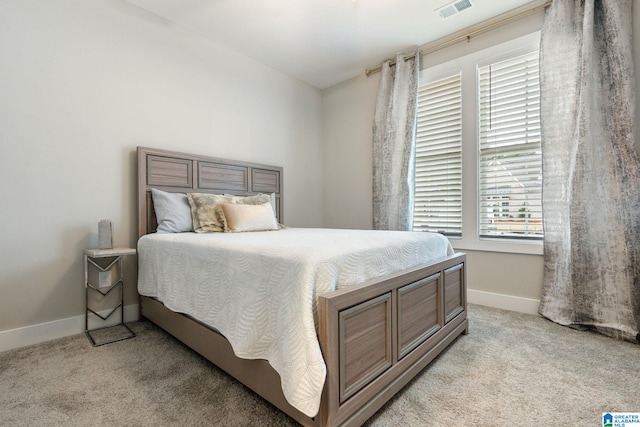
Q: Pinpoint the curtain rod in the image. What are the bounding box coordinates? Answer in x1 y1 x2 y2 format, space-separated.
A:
365 0 552 77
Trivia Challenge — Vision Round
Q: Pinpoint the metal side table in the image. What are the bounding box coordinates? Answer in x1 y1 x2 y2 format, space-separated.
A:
84 248 136 346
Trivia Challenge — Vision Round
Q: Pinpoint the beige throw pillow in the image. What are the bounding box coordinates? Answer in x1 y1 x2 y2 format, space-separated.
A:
217 202 278 232
187 193 271 233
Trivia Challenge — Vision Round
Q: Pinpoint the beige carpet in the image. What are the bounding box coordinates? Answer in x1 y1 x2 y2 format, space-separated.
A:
1 304 638 426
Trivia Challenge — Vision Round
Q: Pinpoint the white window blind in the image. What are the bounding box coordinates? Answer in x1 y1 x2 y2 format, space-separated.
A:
413 73 462 236
478 51 543 239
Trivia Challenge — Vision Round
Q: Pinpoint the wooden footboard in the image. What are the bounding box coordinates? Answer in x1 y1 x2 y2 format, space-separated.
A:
317 253 467 426
140 252 467 427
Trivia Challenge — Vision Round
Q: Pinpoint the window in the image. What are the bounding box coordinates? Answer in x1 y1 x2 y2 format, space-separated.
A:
413 32 543 250
478 51 542 239
414 73 462 237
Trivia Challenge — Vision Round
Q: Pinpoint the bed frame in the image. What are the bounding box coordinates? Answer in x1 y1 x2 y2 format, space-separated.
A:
137 146 468 426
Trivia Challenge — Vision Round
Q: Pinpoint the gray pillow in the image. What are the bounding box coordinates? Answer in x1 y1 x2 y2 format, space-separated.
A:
151 188 193 233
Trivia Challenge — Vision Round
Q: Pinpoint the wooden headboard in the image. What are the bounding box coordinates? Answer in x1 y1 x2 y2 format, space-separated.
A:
137 146 283 238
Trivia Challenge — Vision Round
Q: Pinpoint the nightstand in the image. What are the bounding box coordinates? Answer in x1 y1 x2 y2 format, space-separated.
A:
84 247 136 346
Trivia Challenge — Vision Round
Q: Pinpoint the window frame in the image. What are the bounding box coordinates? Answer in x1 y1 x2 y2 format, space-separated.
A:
416 31 543 255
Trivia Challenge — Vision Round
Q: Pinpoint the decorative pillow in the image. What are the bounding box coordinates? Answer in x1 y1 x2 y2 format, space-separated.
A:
216 202 279 232
187 193 272 233
225 192 277 216
151 188 193 233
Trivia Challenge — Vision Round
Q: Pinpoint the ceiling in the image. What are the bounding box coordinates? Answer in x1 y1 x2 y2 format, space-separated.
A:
125 0 539 89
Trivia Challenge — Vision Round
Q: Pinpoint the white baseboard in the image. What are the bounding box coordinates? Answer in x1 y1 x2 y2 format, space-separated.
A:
0 304 139 353
1 292 538 353
468 289 540 315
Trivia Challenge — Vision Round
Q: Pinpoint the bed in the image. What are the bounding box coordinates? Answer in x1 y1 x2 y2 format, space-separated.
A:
136 146 468 426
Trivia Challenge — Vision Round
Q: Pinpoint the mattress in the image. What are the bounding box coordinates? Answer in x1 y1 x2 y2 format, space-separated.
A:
137 227 453 417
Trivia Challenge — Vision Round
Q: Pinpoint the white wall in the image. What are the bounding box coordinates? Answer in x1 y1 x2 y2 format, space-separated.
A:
322 73 379 230
0 0 323 335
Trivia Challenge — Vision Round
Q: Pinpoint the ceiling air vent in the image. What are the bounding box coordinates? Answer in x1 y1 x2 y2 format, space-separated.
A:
437 0 475 20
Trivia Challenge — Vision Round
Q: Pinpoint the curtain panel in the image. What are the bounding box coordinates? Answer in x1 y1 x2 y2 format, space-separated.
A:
372 53 419 231
539 0 640 342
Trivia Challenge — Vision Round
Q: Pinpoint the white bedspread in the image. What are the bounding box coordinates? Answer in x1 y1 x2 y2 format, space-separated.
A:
137 228 453 417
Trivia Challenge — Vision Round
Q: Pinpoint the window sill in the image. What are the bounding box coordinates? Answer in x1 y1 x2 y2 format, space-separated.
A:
449 237 543 255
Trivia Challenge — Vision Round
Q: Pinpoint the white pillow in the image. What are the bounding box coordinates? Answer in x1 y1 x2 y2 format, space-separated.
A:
217 202 279 232
151 188 193 233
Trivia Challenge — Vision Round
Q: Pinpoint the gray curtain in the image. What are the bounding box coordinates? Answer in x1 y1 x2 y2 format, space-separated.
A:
539 0 640 342
372 53 418 231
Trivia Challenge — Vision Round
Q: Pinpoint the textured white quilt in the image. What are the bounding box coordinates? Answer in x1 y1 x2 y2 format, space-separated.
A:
137 228 453 417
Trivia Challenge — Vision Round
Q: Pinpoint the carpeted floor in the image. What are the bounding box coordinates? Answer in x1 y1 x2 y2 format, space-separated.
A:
1 304 638 426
